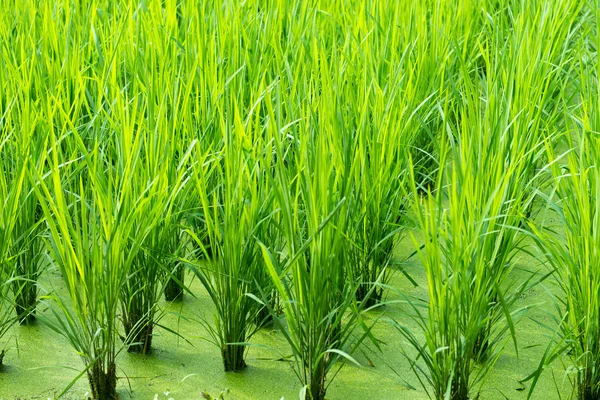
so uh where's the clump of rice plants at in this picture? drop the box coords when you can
[9,138,46,325]
[395,3,583,395]
[526,21,600,398]
[34,90,170,398]
[10,187,44,325]
[118,78,194,354]
[186,103,274,372]
[0,92,33,363]
[397,77,540,398]
[258,85,375,399]
[120,178,189,355]
[398,147,495,399]
[0,43,48,325]
[120,142,190,354]
[0,143,23,365]
[529,130,600,400]
[341,40,413,307]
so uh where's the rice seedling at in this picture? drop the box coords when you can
[0,117,27,365]
[8,131,47,325]
[394,2,584,396]
[185,101,275,372]
[338,24,412,307]
[116,23,196,352]
[10,184,45,326]
[119,147,191,354]
[257,67,376,399]
[525,11,600,398]
[396,47,553,396]
[398,145,498,399]
[258,155,372,399]
[0,0,593,398]
[0,40,46,359]
[33,80,173,397]
[0,25,49,326]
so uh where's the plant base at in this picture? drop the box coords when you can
[87,361,118,400]
[15,285,37,325]
[165,265,185,302]
[577,382,600,400]
[310,360,327,400]
[222,345,247,372]
[356,285,383,309]
[124,319,154,355]
[16,305,36,325]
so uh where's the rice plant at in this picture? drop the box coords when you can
[8,132,46,325]
[119,147,191,354]
[526,12,600,398]
[0,30,49,326]
[186,102,274,372]
[257,82,376,399]
[117,46,195,353]
[10,184,44,326]
[398,69,542,398]
[342,44,413,307]
[34,88,171,398]
[0,0,593,399]
[398,147,496,399]
[0,121,27,365]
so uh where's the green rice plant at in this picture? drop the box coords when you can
[3,135,45,329]
[528,133,600,400]
[0,38,43,353]
[397,60,547,396]
[115,24,196,352]
[0,120,27,365]
[10,185,45,326]
[34,89,170,398]
[398,149,487,399]
[465,0,582,361]
[8,130,47,326]
[333,12,412,307]
[185,102,274,372]
[257,78,375,399]
[258,155,370,399]
[525,14,600,398]
[0,24,49,326]
[121,178,190,355]
[120,144,191,354]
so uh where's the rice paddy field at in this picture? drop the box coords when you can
[0,0,599,399]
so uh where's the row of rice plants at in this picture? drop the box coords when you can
[0,0,595,399]
[397,0,585,398]
[527,5,600,399]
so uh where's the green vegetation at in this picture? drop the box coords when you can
[526,9,600,398]
[0,0,597,399]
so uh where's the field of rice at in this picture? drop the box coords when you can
[0,1,598,399]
